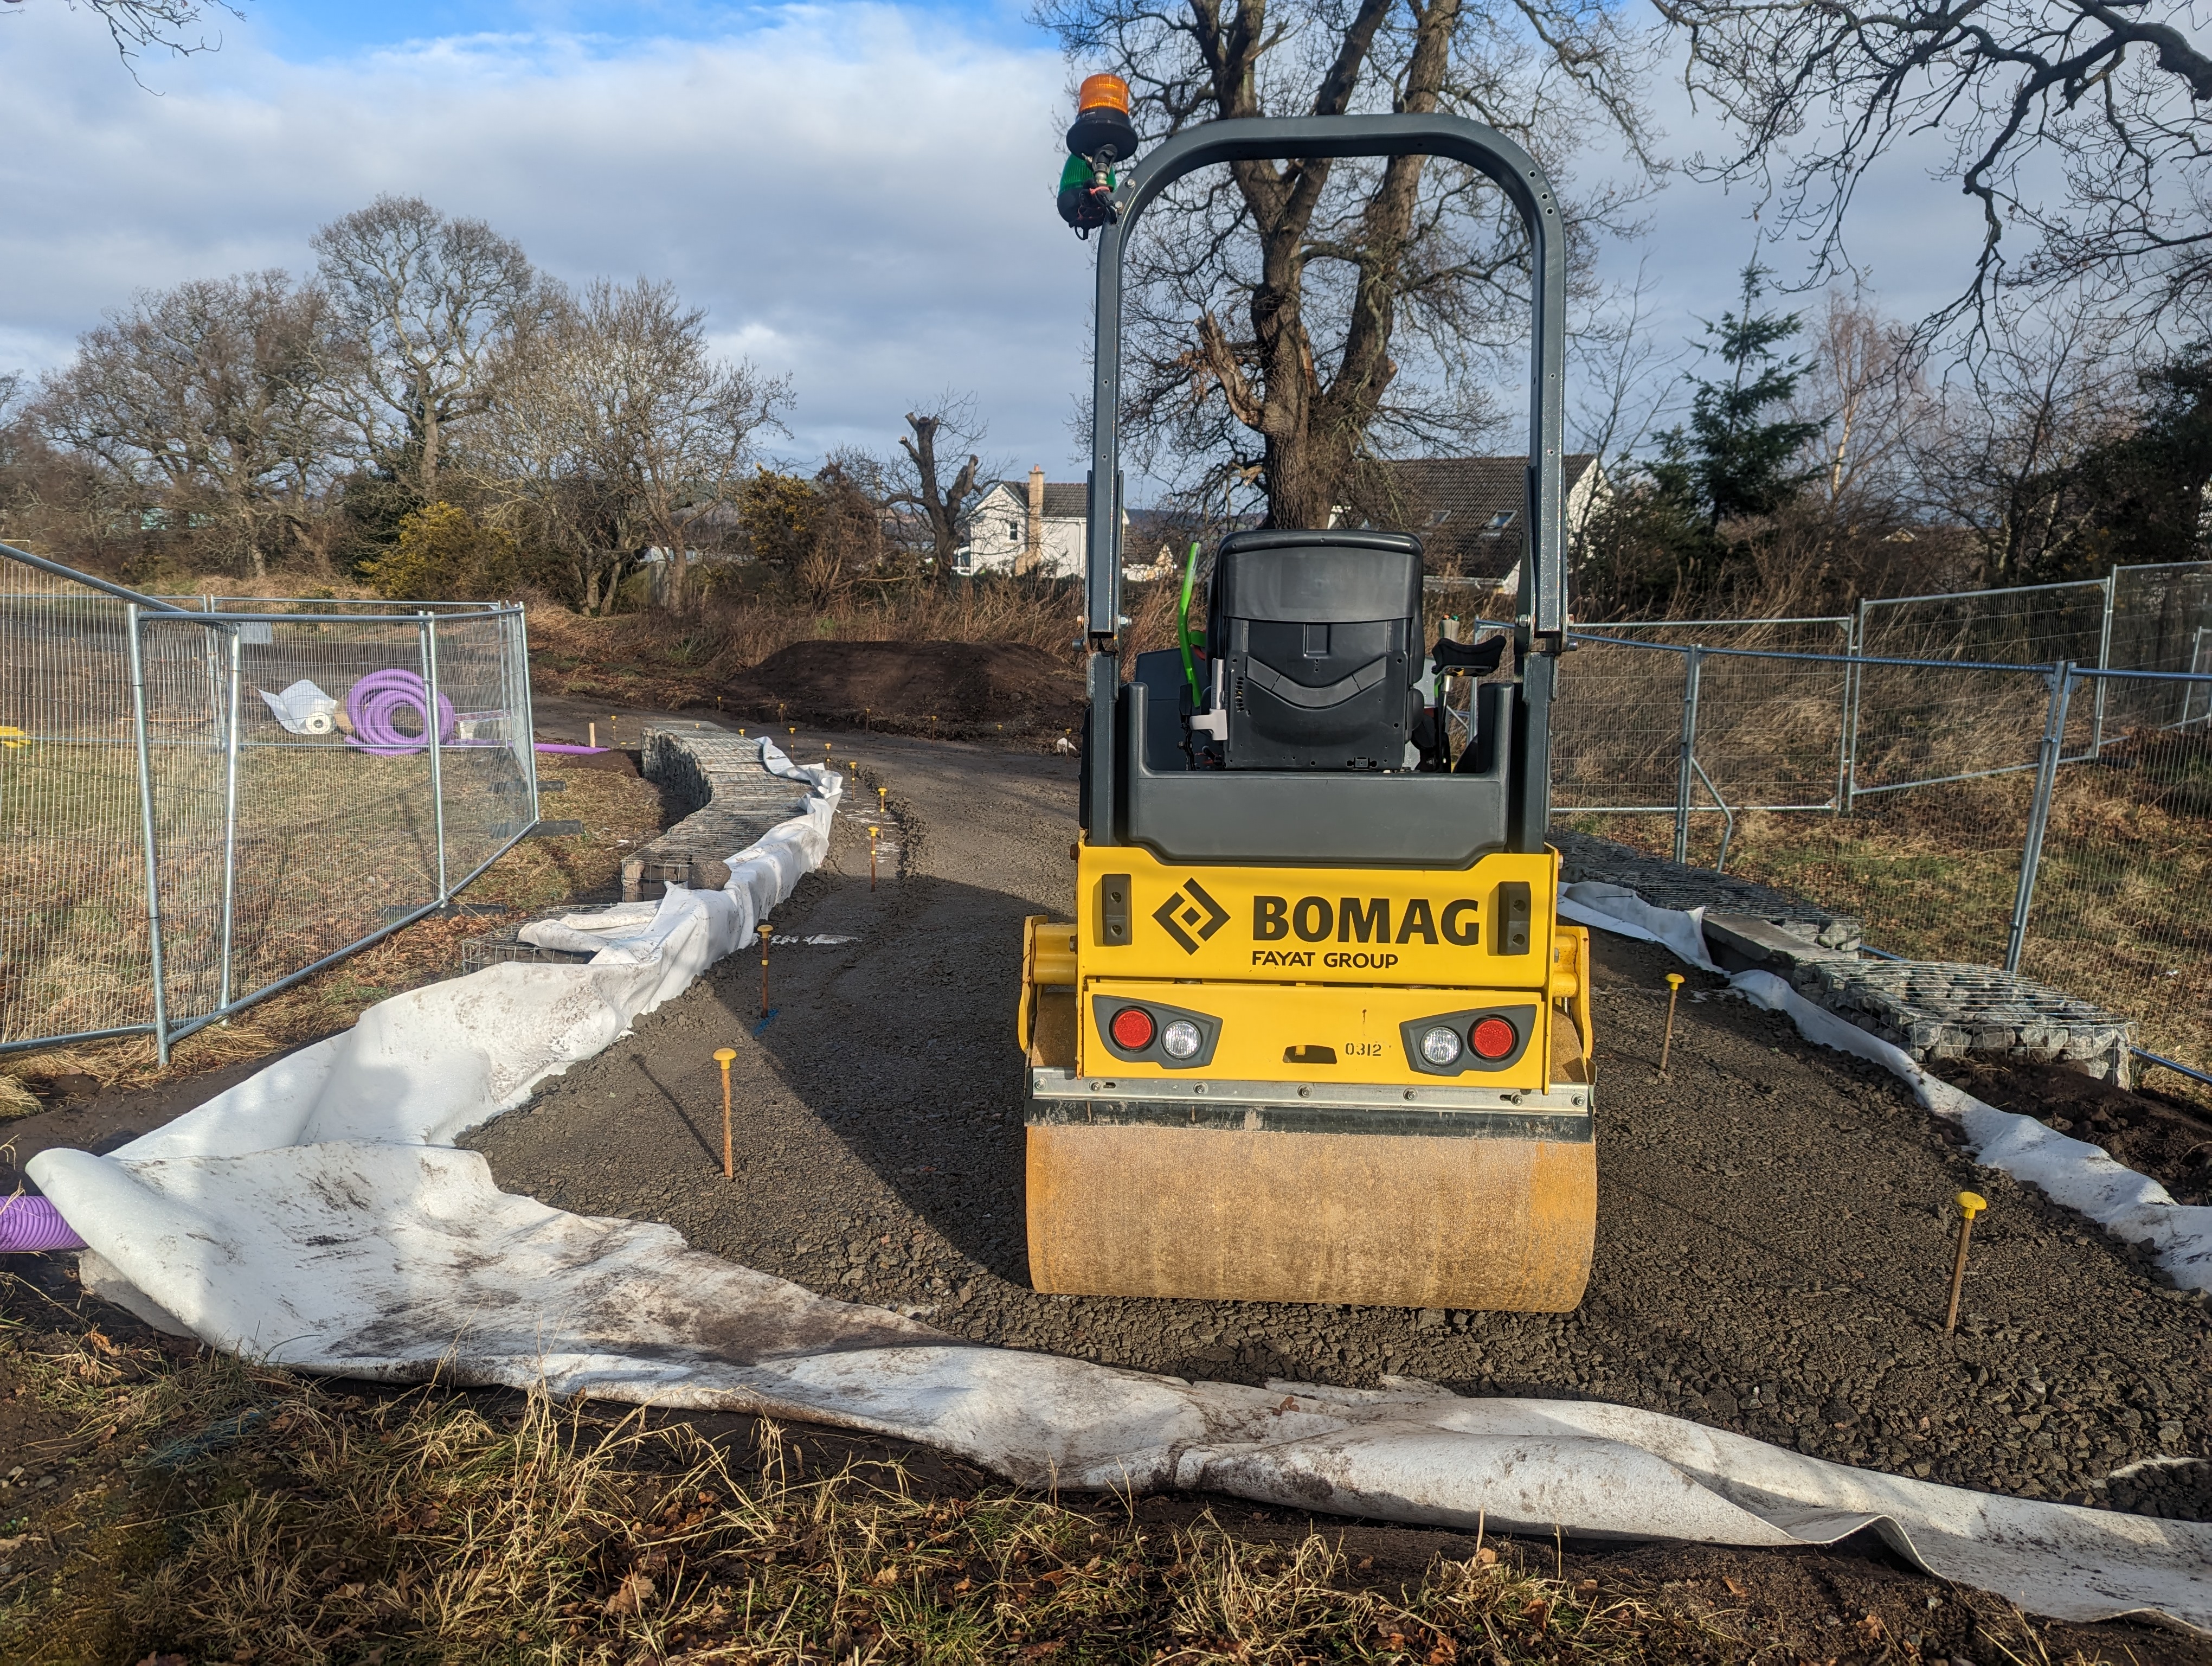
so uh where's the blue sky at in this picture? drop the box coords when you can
[248,0,1040,56]
[0,0,1991,491]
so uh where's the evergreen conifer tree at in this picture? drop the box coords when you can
[1653,262,1826,533]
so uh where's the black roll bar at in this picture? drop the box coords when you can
[1081,114,1568,852]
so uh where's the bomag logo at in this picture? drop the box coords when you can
[1153,877,1231,954]
[1253,894,1480,947]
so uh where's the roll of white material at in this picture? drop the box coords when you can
[258,678,339,737]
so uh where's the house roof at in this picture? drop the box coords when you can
[977,479,1090,520]
[1342,454,1600,579]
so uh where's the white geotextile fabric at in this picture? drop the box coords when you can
[1559,882,2212,1294]
[257,677,338,736]
[21,800,2209,1632]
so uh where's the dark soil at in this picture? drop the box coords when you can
[1931,1054,2212,1207]
[460,733,2210,1532]
[1,1048,312,1189]
[716,639,1084,741]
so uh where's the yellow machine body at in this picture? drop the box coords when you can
[1020,842,1596,1311]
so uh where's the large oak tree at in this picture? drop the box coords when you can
[1034,0,1655,528]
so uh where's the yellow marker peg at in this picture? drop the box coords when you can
[713,1047,737,1178]
[1945,1191,1989,1332]
[1660,972,1686,1075]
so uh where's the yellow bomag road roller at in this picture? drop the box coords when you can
[1019,98,1594,1312]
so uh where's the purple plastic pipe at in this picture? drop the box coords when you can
[346,668,458,757]
[0,1195,87,1253]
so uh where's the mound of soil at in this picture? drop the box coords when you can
[1931,1054,2212,1207]
[719,639,1083,741]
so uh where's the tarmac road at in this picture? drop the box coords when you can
[464,730,2211,1524]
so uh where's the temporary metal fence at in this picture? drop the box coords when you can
[1554,630,2212,1085]
[1,544,538,1062]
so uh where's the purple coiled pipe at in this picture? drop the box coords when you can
[346,668,458,757]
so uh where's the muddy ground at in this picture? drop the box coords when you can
[458,732,2210,1529]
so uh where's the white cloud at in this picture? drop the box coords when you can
[0,3,1097,471]
[0,0,2047,492]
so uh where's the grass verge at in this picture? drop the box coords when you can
[0,1310,2141,1666]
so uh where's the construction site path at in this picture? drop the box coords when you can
[465,731,2210,1529]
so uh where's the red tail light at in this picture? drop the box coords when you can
[1470,1016,1517,1060]
[1110,1006,1155,1050]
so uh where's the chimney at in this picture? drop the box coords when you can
[1023,465,1045,575]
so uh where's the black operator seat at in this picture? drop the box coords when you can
[1205,529,1425,771]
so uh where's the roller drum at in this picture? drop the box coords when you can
[1026,1122,1594,1311]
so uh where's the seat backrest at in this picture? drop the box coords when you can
[1208,530,1424,770]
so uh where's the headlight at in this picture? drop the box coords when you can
[1419,1024,1462,1066]
[1161,1019,1203,1059]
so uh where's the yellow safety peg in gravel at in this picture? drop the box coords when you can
[1660,972,1686,1076]
[715,1048,738,1180]
[1945,1191,1989,1333]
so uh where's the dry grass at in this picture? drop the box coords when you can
[0,755,664,1100]
[1564,734,2212,1110]
[0,1319,2142,1666]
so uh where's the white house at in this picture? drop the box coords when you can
[958,467,1110,578]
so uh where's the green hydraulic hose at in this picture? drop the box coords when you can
[1176,540,1202,706]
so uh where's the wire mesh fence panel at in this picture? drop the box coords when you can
[1848,661,2080,794]
[1557,783,2037,969]
[432,610,535,882]
[213,614,438,1026]
[1684,649,1849,810]
[1857,578,2108,669]
[2104,563,2212,733]
[2019,680,2212,1076]
[0,555,159,1046]
[1551,637,1689,810]
[2,543,536,1054]
[1574,617,1853,654]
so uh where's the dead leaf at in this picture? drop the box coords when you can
[951,1577,972,1593]
[1855,1612,1885,1640]
[871,1564,901,1586]
[1275,1396,1297,1414]
[1425,1635,1458,1664]
[602,1571,656,1616]
[1576,1578,1598,1596]
[1724,1577,1746,1597]
[1472,1547,1497,1567]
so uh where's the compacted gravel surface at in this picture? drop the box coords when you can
[464,731,2211,1525]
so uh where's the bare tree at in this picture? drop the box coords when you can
[1791,287,1925,516]
[1652,0,2212,337]
[483,278,789,615]
[1907,292,2139,582]
[890,394,988,575]
[1036,0,1657,529]
[34,271,339,578]
[1,0,245,74]
[312,195,536,504]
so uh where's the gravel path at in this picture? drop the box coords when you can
[465,733,2210,1523]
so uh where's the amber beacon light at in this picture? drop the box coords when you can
[1059,72,1140,233]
